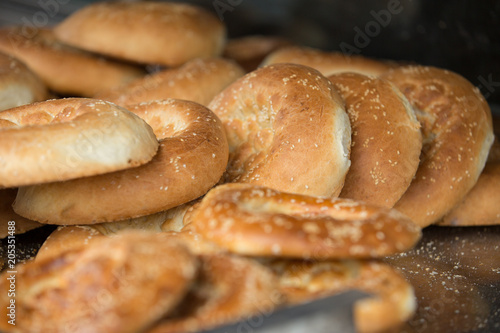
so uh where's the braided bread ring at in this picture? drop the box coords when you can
[0,98,158,187]
[14,99,228,224]
[382,66,494,227]
[189,183,421,259]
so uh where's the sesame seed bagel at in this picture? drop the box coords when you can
[0,27,145,96]
[381,66,494,227]
[0,98,158,188]
[96,58,244,107]
[208,63,351,197]
[267,259,416,333]
[54,1,226,66]
[14,99,228,224]
[261,46,396,77]
[0,52,49,111]
[438,161,500,226]
[328,72,422,207]
[189,183,421,259]
[0,232,198,333]
[148,253,282,333]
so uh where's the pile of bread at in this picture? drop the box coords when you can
[0,1,498,333]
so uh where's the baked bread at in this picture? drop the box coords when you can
[14,99,228,224]
[382,66,494,227]
[0,98,158,187]
[329,72,422,207]
[0,27,144,96]
[0,52,49,111]
[54,1,226,66]
[208,63,351,197]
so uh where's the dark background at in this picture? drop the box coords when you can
[1,0,499,105]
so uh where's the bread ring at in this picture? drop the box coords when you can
[328,72,422,207]
[35,200,197,261]
[96,58,244,107]
[0,232,198,333]
[267,259,416,333]
[438,161,500,226]
[0,52,49,111]
[0,27,144,97]
[208,63,351,197]
[147,253,282,333]
[223,35,293,72]
[261,46,396,77]
[381,66,495,227]
[0,188,42,238]
[14,99,228,224]
[54,1,226,66]
[0,98,158,188]
[189,183,421,259]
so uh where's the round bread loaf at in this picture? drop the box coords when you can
[438,161,500,226]
[189,183,421,259]
[96,58,244,107]
[261,46,396,77]
[381,66,494,227]
[14,99,228,224]
[208,63,351,197]
[35,201,198,261]
[0,27,144,96]
[0,188,42,238]
[0,232,198,333]
[148,253,282,333]
[0,98,158,188]
[329,72,422,207]
[0,52,48,111]
[54,1,226,66]
[268,259,416,333]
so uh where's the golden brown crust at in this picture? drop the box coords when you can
[35,225,104,262]
[147,253,282,333]
[438,162,500,226]
[208,63,351,197]
[0,188,42,238]
[223,35,293,72]
[0,52,49,111]
[0,98,158,188]
[14,99,228,224]
[329,73,422,207]
[0,27,145,96]
[54,1,226,66]
[35,201,198,261]
[189,183,421,259]
[381,66,495,227]
[267,259,416,333]
[0,232,198,333]
[261,46,396,77]
[96,58,244,107]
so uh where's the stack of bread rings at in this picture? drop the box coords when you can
[0,1,497,333]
